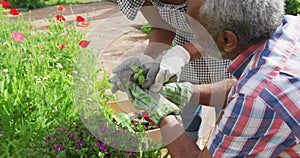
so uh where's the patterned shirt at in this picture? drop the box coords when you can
[207,15,300,157]
[117,0,232,84]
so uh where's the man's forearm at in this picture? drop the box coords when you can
[182,42,203,61]
[144,28,175,58]
[159,115,212,158]
[189,79,236,107]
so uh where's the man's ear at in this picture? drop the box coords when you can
[219,30,238,53]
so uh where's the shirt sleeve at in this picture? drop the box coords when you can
[207,93,296,157]
[117,0,146,20]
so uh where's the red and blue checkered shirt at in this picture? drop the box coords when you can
[207,15,300,157]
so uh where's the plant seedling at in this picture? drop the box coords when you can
[131,66,145,86]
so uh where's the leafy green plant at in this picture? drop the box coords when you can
[0,5,87,157]
[285,0,300,15]
[131,66,146,85]
[6,0,44,9]
[140,23,152,38]
[0,5,168,158]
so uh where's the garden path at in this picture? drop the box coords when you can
[21,1,149,100]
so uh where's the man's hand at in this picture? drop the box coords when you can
[128,81,181,125]
[143,46,191,92]
[109,55,154,93]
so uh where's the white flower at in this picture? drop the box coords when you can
[36,78,42,83]
[3,69,8,73]
[56,63,63,69]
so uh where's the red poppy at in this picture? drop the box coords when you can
[142,112,154,123]
[43,25,50,29]
[11,32,26,42]
[56,5,66,12]
[1,1,10,8]
[76,16,85,22]
[78,40,90,48]
[36,45,43,49]
[56,15,66,22]
[10,8,19,15]
[77,21,89,28]
[57,43,66,49]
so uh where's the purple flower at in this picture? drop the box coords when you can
[69,131,74,138]
[97,140,107,152]
[44,136,51,142]
[75,125,79,129]
[113,130,120,136]
[72,146,78,151]
[76,141,85,147]
[142,143,147,149]
[78,132,83,138]
[54,143,65,151]
[131,151,136,156]
[99,124,108,133]
[52,135,57,139]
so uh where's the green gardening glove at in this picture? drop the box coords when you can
[128,81,181,125]
[159,82,194,110]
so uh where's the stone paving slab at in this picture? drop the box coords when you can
[86,9,148,100]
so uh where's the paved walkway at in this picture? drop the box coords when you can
[18,1,149,100]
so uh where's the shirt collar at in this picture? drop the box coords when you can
[227,42,264,79]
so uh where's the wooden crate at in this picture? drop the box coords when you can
[107,100,216,156]
[107,100,163,144]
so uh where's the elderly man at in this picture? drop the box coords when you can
[116,0,300,157]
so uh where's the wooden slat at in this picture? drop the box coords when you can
[107,100,141,114]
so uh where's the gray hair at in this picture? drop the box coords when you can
[199,0,285,47]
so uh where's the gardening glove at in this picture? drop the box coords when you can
[160,82,194,110]
[143,45,190,92]
[109,55,154,93]
[127,81,181,125]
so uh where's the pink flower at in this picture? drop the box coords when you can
[1,1,10,8]
[11,32,26,42]
[78,40,90,48]
[10,8,19,15]
[76,16,85,22]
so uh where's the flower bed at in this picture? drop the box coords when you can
[0,3,168,158]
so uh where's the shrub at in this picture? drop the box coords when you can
[285,0,300,15]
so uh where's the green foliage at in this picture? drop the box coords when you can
[7,0,44,9]
[6,0,89,9]
[140,23,152,38]
[0,5,167,158]
[0,6,86,157]
[131,66,146,85]
[285,0,300,15]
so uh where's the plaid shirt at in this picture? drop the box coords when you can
[117,0,232,84]
[207,15,300,157]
